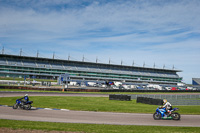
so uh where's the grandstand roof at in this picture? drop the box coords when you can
[0,54,182,73]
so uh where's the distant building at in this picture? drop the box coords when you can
[0,54,183,85]
[192,78,200,85]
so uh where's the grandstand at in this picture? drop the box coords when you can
[0,54,182,85]
[192,78,200,85]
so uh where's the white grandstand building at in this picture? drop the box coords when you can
[0,54,183,86]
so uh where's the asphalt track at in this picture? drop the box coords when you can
[0,92,200,127]
[1,106,200,127]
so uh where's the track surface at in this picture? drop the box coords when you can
[1,92,200,127]
[1,106,200,127]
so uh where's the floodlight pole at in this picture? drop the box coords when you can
[1,47,4,54]
[37,50,39,57]
[68,54,70,60]
[96,56,98,63]
[20,48,22,56]
[82,55,85,62]
[1,46,4,54]
[53,52,55,59]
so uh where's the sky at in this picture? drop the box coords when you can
[0,0,200,84]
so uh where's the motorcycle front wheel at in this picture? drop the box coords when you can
[153,112,161,120]
[171,112,181,120]
[13,104,18,109]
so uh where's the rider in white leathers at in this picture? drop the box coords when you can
[162,99,172,116]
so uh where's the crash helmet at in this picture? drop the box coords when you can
[24,94,28,97]
[163,99,167,104]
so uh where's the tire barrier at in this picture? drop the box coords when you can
[109,94,131,101]
[136,97,163,105]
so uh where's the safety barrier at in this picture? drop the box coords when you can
[134,95,200,105]
[130,94,200,99]
[109,94,131,101]
[136,97,163,105]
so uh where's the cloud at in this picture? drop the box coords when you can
[1,0,200,39]
[0,0,200,83]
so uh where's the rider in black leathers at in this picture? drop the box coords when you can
[20,94,29,105]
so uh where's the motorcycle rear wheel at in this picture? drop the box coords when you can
[153,112,161,120]
[171,112,181,120]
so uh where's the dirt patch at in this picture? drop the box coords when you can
[0,128,84,133]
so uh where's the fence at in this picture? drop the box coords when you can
[130,94,200,105]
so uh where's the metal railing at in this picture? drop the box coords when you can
[130,94,200,105]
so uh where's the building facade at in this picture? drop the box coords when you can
[0,54,182,85]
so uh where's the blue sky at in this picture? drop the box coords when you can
[0,0,200,84]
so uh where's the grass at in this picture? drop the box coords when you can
[0,96,200,114]
[0,77,56,82]
[0,89,62,92]
[1,96,200,132]
[0,119,200,133]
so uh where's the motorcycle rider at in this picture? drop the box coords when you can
[162,99,172,117]
[20,94,29,105]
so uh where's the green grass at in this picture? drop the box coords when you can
[0,119,200,133]
[1,96,200,132]
[0,89,62,92]
[0,96,200,114]
[0,77,56,82]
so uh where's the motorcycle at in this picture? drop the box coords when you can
[153,106,181,120]
[13,99,33,110]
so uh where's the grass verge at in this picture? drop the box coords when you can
[0,89,62,92]
[0,119,200,133]
[0,96,200,114]
[0,77,56,82]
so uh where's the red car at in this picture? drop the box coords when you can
[171,87,178,90]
